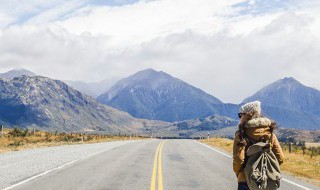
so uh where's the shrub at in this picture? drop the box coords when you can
[8,128,29,137]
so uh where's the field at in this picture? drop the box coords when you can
[200,138,320,186]
[0,128,145,153]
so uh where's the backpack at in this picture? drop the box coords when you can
[243,135,282,190]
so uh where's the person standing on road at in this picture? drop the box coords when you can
[233,101,285,190]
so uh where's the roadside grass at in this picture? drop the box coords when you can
[199,138,320,186]
[0,128,145,153]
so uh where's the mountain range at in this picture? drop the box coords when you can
[97,69,320,130]
[1,68,320,135]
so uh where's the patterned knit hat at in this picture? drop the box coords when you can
[239,101,261,115]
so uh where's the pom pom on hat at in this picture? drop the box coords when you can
[239,101,261,115]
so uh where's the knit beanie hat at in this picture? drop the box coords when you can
[239,101,261,115]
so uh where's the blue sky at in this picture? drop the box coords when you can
[234,0,298,15]
[91,0,139,6]
[0,0,319,103]
[0,0,141,27]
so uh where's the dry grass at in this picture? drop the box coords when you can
[305,142,320,148]
[200,138,320,187]
[200,137,234,153]
[0,128,145,153]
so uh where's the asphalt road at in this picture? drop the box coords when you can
[3,140,319,190]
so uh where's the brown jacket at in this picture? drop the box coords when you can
[232,117,285,182]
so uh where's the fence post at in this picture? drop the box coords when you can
[0,125,3,137]
[289,143,292,154]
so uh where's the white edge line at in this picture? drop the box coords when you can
[194,140,313,190]
[194,140,232,158]
[282,179,313,190]
[3,141,137,190]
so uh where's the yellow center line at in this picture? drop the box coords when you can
[150,142,161,190]
[158,142,164,190]
[150,141,166,190]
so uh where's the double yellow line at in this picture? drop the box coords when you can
[150,141,165,190]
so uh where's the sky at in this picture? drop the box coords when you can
[0,0,320,103]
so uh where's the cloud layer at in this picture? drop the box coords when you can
[0,0,319,103]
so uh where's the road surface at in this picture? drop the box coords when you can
[2,140,319,190]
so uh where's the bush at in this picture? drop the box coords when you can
[9,128,29,137]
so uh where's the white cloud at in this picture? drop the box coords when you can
[0,0,320,103]
[57,0,245,47]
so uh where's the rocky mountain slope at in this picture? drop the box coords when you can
[0,75,167,133]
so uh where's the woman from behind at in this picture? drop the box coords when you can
[233,101,285,190]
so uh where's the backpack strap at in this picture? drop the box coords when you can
[269,132,274,148]
[240,129,256,171]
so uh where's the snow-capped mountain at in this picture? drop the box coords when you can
[0,75,164,132]
[0,69,35,79]
[97,69,223,122]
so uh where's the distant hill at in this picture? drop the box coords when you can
[0,69,35,79]
[173,114,238,131]
[144,114,238,138]
[97,69,223,122]
[0,75,166,133]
